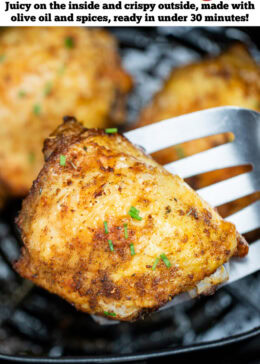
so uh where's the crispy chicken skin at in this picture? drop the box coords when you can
[136,44,260,190]
[0,27,132,199]
[15,118,248,321]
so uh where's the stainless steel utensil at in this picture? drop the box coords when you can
[127,106,260,285]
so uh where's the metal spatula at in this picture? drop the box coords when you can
[94,106,260,324]
[127,106,260,280]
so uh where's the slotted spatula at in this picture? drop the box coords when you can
[94,106,260,324]
[127,105,260,278]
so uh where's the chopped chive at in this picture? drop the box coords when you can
[129,214,142,221]
[0,55,6,63]
[130,243,135,256]
[152,257,160,271]
[124,223,128,239]
[175,146,185,159]
[186,209,192,216]
[60,155,66,166]
[160,253,171,268]
[105,128,118,134]
[65,36,75,49]
[108,239,114,252]
[130,215,142,221]
[28,152,35,164]
[44,81,52,96]
[18,90,26,98]
[104,311,116,317]
[83,146,87,152]
[128,206,142,221]
[104,221,109,234]
[130,206,139,214]
[69,161,77,170]
[33,104,41,115]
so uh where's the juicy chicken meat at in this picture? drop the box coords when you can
[136,44,260,198]
[15,118,248,321]
[0,27,132,200]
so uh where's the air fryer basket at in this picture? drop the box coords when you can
[0,27,259,362]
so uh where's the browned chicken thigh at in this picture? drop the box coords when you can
[0,27,132,205]
[135,44,260,218]
[15,118,248,321]
[136,45,260,182]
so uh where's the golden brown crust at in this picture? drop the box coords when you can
[15,118,248,321]
[137,44,260,127]
[136,44,260,199]
[234,232,249,257]
[0,27,132,199]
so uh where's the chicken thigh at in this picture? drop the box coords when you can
[0,27,132,200]
[15,117,248,321]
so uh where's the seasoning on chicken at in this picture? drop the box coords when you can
[14,117,248,321]
[0,27,132,200]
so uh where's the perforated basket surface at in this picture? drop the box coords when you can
[0,27,259,362]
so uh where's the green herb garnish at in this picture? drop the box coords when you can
[83,146,87,152]
[104,221,109,234]
[124,223,128,239]
[152,257,160,271]
[33,104,41,115]
[65,36,75,49]
[69,161,77,170]
[18,90,26,98]
[105,128,118,134]
[0,55,6,63]
[160,253,171,268]
[186,209,193,216]
[130,243,135,256]
[108,239,114,252]
[104,311,116,317]
[175,146,185,159]
[128,206,142,221]
[44,81,52,96]
[60,155,66,166]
